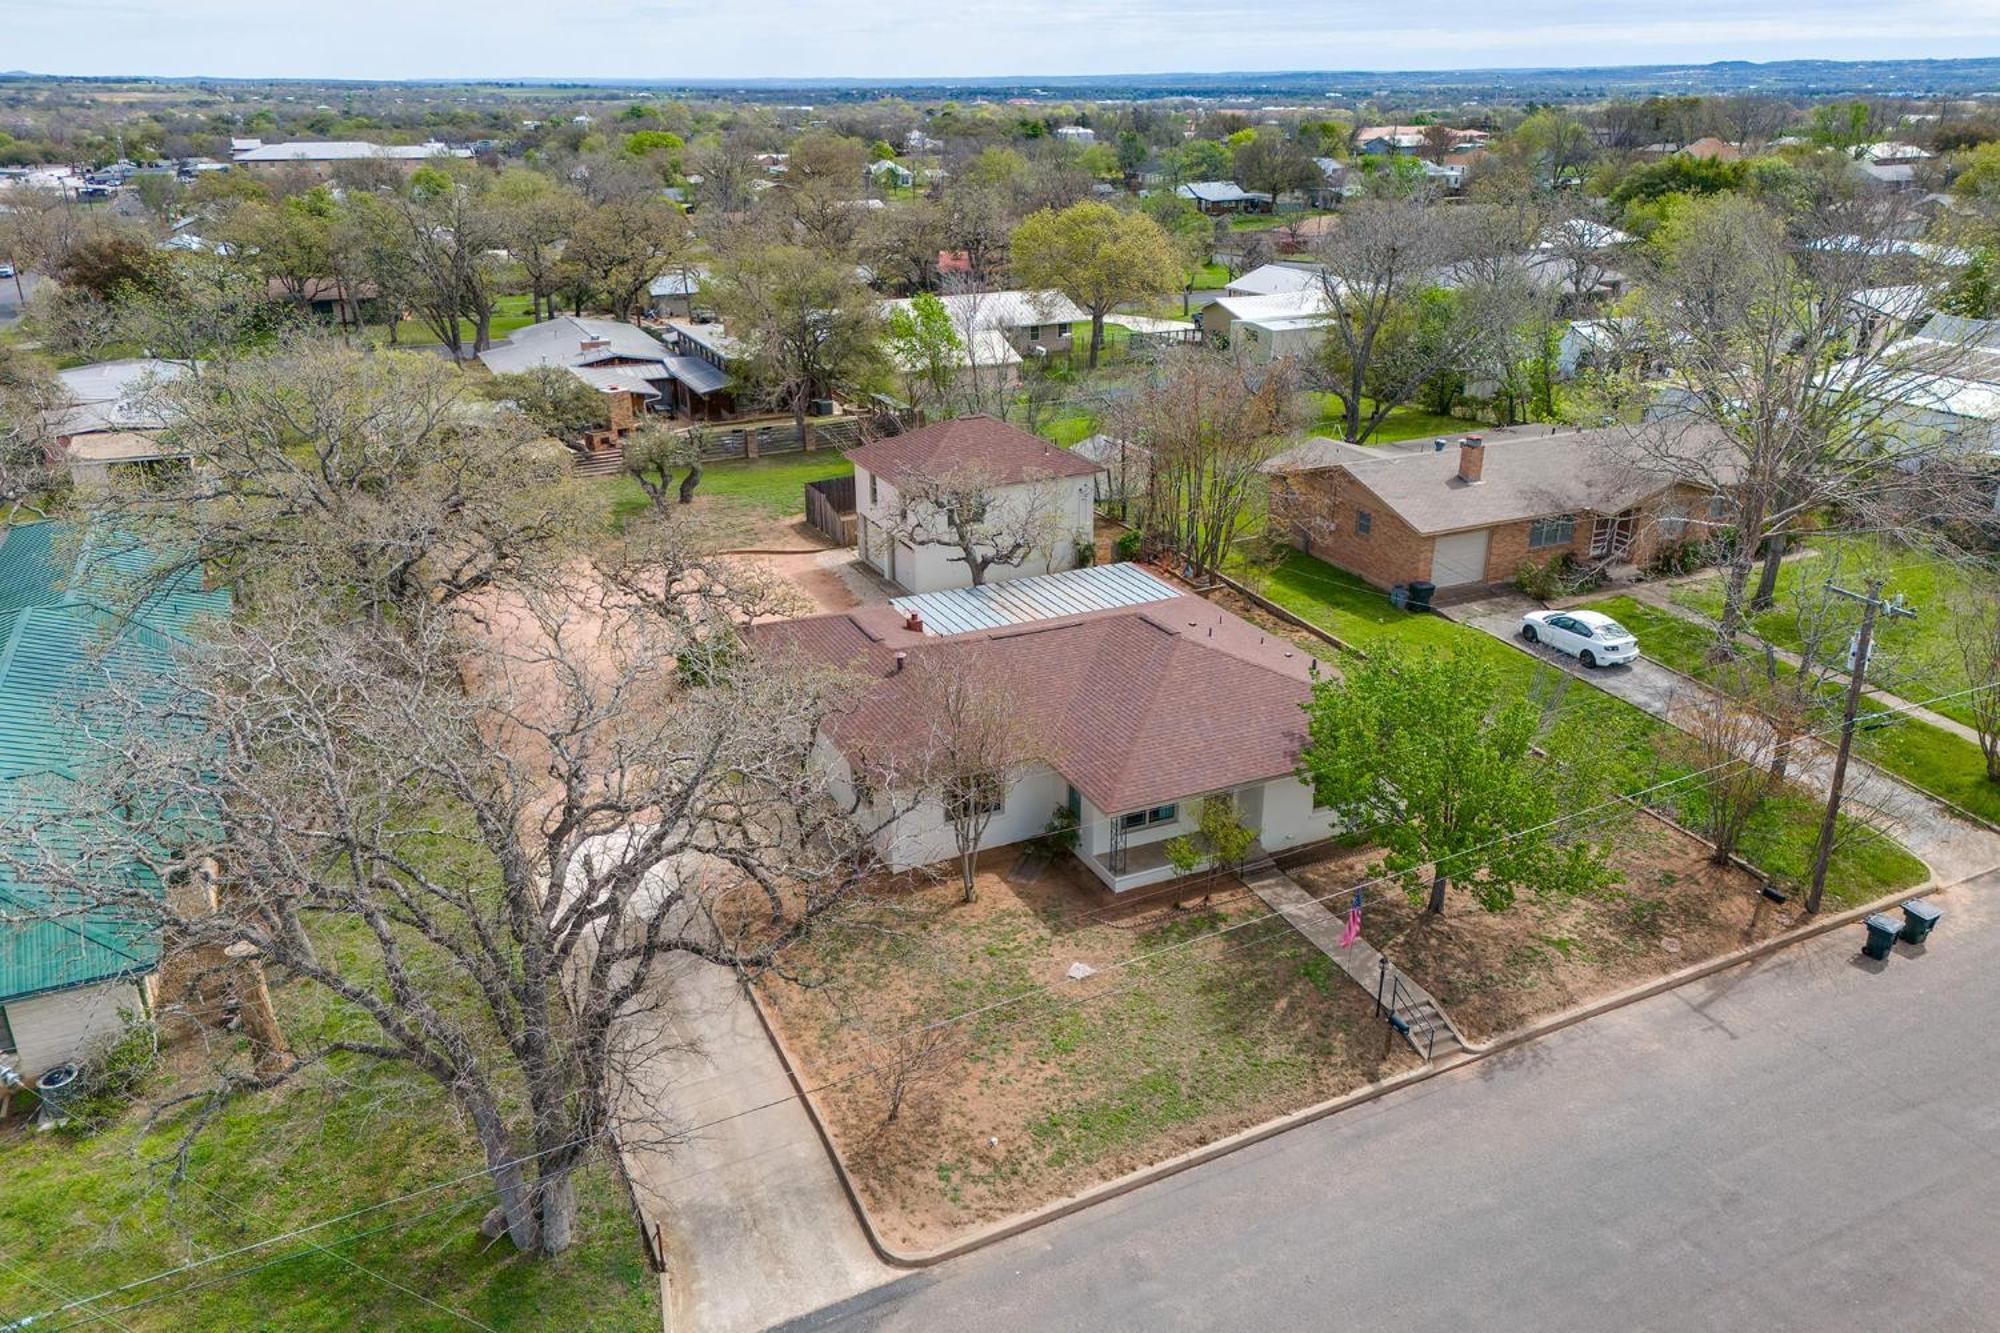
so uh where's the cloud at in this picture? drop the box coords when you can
[0,0,1995,79]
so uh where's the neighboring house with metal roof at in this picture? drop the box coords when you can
[479,316,677,432]
[1175,180,1273,214]
[1201,288,1335,365]
[48,359,199,486]
[231,140,471,178]
[747,567,1331,891]
[1832,314,2000,459]
[1224,262,1323,299]
[849,416,1102,594]
[1265,427,1735,591]
[880,289,1089,364]
[646,264,710,319]
[0,522,229,1083]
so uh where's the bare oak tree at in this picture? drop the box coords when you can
[7,567,887,1258]
[879,461,1075,587]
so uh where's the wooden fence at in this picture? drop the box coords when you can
[804,475,858,546]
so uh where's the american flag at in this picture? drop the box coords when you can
[1338,886,1363,948]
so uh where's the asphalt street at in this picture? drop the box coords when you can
[783,870,2000,1333]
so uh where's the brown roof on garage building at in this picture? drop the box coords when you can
[846,415,1103,489]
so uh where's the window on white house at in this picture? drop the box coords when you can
[1026,324,1042,342]
[1355,509,1372,536]
[868,474,878,505]
[946,773,1007,820]
[1119,804,1177,831]
[1528,514,1576,549]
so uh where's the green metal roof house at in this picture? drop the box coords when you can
[0,521,228,1083]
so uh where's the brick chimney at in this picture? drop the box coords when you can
[1457,435,1485,484]
[579,337,611,354]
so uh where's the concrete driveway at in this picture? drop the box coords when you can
[1455,593,2000,884]
[0,270,42,329]
[619,956,890,1333]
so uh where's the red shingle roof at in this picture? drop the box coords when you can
[750,594,1321,814]
[846,415,1102,488]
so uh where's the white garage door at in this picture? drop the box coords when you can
[1430,530,1492,587]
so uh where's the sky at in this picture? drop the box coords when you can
[5,0,2000,81]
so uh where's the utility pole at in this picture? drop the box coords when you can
[1806,578,1916,914]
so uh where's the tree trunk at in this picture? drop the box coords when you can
[1714,554,1755,657]
[1751,532,1786,611]
[471,1105,540,1253]
[961,846,977,903]
[677,462,702,504]
[1088,313,1105,369]
[535,1168,578,1256]
[796,392,813,451]
[1427,868,1448,915]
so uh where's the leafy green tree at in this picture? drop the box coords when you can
[484,365,609,444]
[1297,646,1611,915]
[709,242,885,446]
[1943,247,1998,319]
[1009,201,1181,368]
[884,290,964,411]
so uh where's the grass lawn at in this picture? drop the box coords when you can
[1301,393,1476,446]
[1227,549,1929,900]
[760,852,1413,1250]
[1587,593,2000,827]
[591,449,855,534]
[367,293,542,351]
[1291,816,1795,1042]
[0,974,658,1331]
[1668,535,1994,729]
[1189,260,1231,289]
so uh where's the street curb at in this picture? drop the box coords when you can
[740,872,1947,1269]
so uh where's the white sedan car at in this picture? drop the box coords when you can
[1520,608,1638,668]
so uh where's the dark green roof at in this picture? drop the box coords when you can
[0,523,230,1003]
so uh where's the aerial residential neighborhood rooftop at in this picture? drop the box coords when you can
[3,32,2000,1333]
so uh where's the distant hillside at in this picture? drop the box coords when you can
[5,56,1999,104]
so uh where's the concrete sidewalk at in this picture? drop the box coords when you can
[620,956,890,1333]
[1453,596,2000,883]
[1612,580,1985,746]
[1244,862,1467,1054]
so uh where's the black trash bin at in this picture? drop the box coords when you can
[1899,899,1941,944]
[1862,913,1900,961]
[1407,580,1436,613]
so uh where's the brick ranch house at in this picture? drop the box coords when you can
[746,565,1333,893]
[1264,427,1734,592]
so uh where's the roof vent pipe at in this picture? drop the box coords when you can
[893,651,907,673]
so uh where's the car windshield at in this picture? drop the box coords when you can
[1595,619,1631,639]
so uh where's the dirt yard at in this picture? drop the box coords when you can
[725,512,888,614]
[1287,811,1792,1043]
[759,849,1415,1250]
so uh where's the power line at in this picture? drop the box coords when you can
[30,673,1996,1330]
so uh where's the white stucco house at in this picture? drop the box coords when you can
[746,564,1333,892]
[849,416,1102,594]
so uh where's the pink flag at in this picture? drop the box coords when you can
[1338,886,1363,948]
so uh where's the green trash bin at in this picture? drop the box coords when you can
[1900,899,1941,944]
[1862,914,1900,961]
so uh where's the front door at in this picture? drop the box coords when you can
[1591,510,1638,559]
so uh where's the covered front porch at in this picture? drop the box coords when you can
[1074,776,1319,894]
